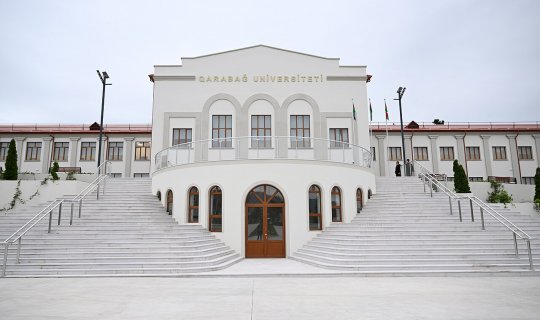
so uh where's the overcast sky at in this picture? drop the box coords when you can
[1,0,539,125]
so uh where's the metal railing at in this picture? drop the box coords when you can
[1,161,111,277]
[414,160,535,271]
[154,136,372,171]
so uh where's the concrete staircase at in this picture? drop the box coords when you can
[1,178,241,277]
[292,177,540,274]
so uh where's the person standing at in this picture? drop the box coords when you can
[395,161,402,177]
[405,159,414,176]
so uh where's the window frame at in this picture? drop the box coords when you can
[212,115,233,148]
[518,146,533,160]
[492,146,507,161]
[331,186,342,222]
[134,141,151,161]
[413,147,429,161]
[188,186,200,223]
[251,115,272,148]
[107,141,124,161]
[290,115,311,148]
[329,128,349,148]
[172,128,193,147]
[80,141,96,161]
[388,147,402,161]
[209,186,223,232]
[308,185,322,231]
[25,142,42,161]
[53,142,69,162]
[0,142,10,161]
[465,146,481,161]
[440,147,455,161]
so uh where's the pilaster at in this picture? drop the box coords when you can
[507,133,521,184]
[428,135,439,173]
[533,134,540,169]
[14,137,26,170]
[41,137,53,173]
[376,135,386,176]
[69,137,80,167]
[480,135,493,177]
[454,134,466,173]
[124,137,135,178]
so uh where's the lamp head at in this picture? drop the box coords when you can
[397,87,403,94]
[102,71,109,79]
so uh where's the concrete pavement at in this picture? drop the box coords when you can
[1,276,540,319]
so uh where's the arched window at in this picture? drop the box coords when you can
[308,185,322,230]
[166,190,173,215]
[188,187,199,223]
[368,189,372,199]
[356,188,363,214]
[157,191,161,201]
[209,186,222,232]
[331,186,342,222]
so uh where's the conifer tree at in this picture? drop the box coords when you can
[534,167,540,201]
[4,139,18,180]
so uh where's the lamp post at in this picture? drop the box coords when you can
[395,87,406,174]
[96,70,111,174]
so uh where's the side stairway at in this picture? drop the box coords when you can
[1,178,241,277]
[292,177,540,275]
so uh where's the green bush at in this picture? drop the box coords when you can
[453,160,471,193]
[4,139,18,180]
[50,161,59,180]
[487,180,513,205]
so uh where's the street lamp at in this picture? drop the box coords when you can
[96,70,111,174]
[395,87,407,175]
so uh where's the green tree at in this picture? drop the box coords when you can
[487,180,512,205]
[50,161,59,180]
[453,160,471,193]
[4,139,18,180]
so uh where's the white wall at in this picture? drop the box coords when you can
[152,160,375,257]
[0,180,89,211]
[469,181,535,203]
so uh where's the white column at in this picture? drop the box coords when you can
[481,135,493,178]
[124,137,135,178]
[455,134,466,173]
[533,134,540,169]
[41,137,53,173]
[14,137,25,170]
[428,135,438,173]
[376,135,386,176]
[507,133,521,184]
[69,137,80,167]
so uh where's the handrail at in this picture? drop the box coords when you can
[2,162,111,277]
[154,135,373,172]
[414,160,535,270]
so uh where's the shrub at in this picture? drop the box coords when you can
[453,160,471,193]
[50,161,59,180]
[487,180,513,205]
[534,167,540,202]
[4,139,18,180]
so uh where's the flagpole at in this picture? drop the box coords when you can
[385,99,389,177]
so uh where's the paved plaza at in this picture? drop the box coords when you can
[1,260,540,320]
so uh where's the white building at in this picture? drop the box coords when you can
[1,45,539,259]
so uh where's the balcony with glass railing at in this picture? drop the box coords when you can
[154,136,372,171]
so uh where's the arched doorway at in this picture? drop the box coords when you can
[245,184,285,258]
[356,188,363,213]
[166,190,173,215]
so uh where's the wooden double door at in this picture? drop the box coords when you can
[245,185,285,258]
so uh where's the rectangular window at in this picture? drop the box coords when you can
[251,115,272,148]
[492,146,507,160]
[0,142,9,161]
[52,142,69,162]
[522,177,535,185]
[518,146,533,160]
[440,147,455,161]
[107,142,123,161]
[212,115,232,148]
[134,142,151,161]
[290,115,311,148]
[329,128,349,148]
[80,142,96,161]
[109,173,122,178]
[172,128,193,147]
[388,147,402,161]
[25,142,42,161]
[468,177,483,182]
[133,173,149,178]
[371,147,376,161]
[413,147,429,161]
[466,146,481,161]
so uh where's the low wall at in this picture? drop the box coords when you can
[0,180,89,212]
[469,182,535,203]
[18,173,98,183]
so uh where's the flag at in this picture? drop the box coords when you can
[369,100,373,122]
[385,100,389,121]
[352,99,357,120]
